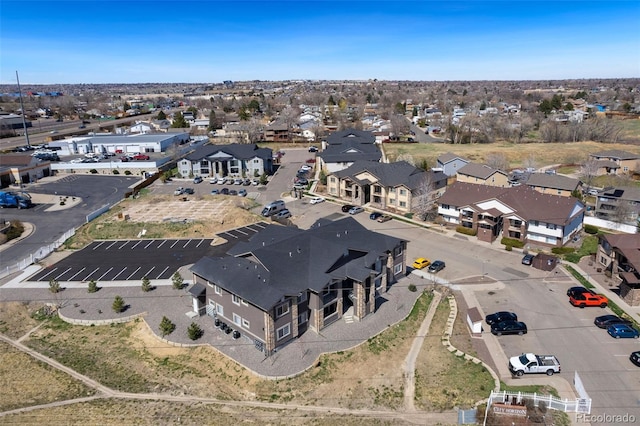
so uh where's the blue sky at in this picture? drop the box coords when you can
[1,1,639,84]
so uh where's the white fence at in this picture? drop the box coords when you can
[486,390,591,416]
[584,216,638,234]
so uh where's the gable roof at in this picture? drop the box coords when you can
[325,128,375,145]
[601,234,640,270]
[458,163,507,179]
[192,217,404,311]
[185,143,272,162]
[438,181,584,226]
[331,160,430,190]
[318,128,381,163]
[437,152,469,165]
[0,154,37,167]
[600,186,640,202]
[525,173,581,191]
[590,150,639,160]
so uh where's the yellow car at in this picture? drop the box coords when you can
[412,258,431,269]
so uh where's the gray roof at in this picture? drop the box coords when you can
[319,128,381,164]
[437,152,469,165]
[81,133,189,144]
[600,186,640,202]
[191,217,405,311]
[590,150,639,160]
[185,143,272,162]
[458,163,507,179]
[332,160,443,190]
[525,173,581,191]
[438,181,584,226]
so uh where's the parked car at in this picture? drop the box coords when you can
[229,189,238,196]
[308,146,318,152]
[295,177,308,185]
[485,311,518,325]
[594,315,633,329]
[183,188,194,195]
[630,351,640,367]
[569,292,608,308]
[310,197,325,205]
[369,212,383,220]
[220,188,229,195]
[342,204,356,213]
[211,189,219,195]
[428,260,446,273]
[607,324,640,339]
[133,154,150,161]
[173,187,184,196]
[300,165,312,172]
[348,206,364,215]
[521,254,534,265]
[491,320,528,336]
[274,209,292,219]
[566,286,595,298]
[412,258,431,269]
[238,189,247,197]
[209,178,219,184]
[193,176,203,184]
[377,215,392,223]
[243,178,251,186]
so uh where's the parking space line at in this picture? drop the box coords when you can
[97,267,113,281]
[39,268,58,280]
[156,266,170,279]
[144,241,154,249]
[235,228,249,235]
[170,240,179,249]
[182,240,191,248]
[92,241,106,250]
[54,268,73,280]
[105,241,118,250]
[157,240,166,248]
[118,241,129,249]
[131,241,142,249]
[222,232,238,239]
[126,267,142,280]
[68,267,87,281]
[143,267,156,278]
[112,267,128,280]
[82,267,101,281]
[195,239,205,248]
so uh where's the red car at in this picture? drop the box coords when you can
[133,154,150,161]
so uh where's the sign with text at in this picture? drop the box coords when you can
[492,403,527,417]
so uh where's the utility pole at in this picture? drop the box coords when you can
[16,71,31,147]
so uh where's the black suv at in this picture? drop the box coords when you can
[485,311,518,325]
[342,205,356,213]
[566,286,595,298]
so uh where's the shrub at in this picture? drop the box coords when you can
[172,271,184,290]
[87,280,99,293]
[505,245,513,251]
[564,252,582,263]
[187,322,204,340]
[159,316,176,337]
[141,276,152,292]
[124,170,132,176]
[112,170,120,175]
[112,295,125,313]
[89,169,98,174]
[500,237,524,248]
[456,226,477,236]
[404,212,414,219]
[584,224,599,234]
[552,247,575,255]
[49,279,61,293]
[5,220,25,241]
[408,284,417,292]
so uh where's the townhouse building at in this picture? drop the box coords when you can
[177,143,273,180]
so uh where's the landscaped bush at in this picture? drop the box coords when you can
[456,226,477,236]
[89,169,98,174]
[124,170,132,176]
[551,247,575,255]
[564,252,582,263]
[112,170,120,175]
[5,220,25,241]
[584,224,599,234]
[505,245,513,251]
[404,212,414,219]
[500,237,524,248]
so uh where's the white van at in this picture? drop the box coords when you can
[261,200,286,217]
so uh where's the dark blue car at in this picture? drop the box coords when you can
[607,324,639,339]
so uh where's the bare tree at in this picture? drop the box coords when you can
[412,172,438,221]
[522,155,537,171]
[611,199,636,226]
[396,153,416,166]
[485,153,509,172]
[240,117,263,144]
[579,159,600,191]
[390,114,410,137]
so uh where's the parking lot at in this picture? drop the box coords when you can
[26,223,268,283]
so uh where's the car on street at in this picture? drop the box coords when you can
[174,187,184,196]
[630,351,640,367]
[485,311,518,325]
[310,197,325,205]
[428,260,446,273]
[607,324,640,339]
[348,206,364,215]
[594,315,633,329]
[342,204,356,213]
[238,189,247,197]
[370,212,383,220]
[274,209,292,219]
[491,320,528,336]
[377,215,392,223]
[412,258,431,269]
[308,146,318,152]
[521,254,534,265]
[183,188,194,195]
[193,176,203,184]
[569,292,608,308]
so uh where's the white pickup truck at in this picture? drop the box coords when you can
[508,353,561,377]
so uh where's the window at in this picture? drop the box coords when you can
[298,311,308,325]
[214,285,221,295]
[241,299,248,306]
[276,302,289,318]
[389,188,396,193]
[242,318,250,328]
[330,177,336,183]
[394,263,402,274]
[399,201,406,208]
[276,323,291,340]
[389,198,395,205]
[297,292,307,303]
[399,189,406,196]
[216,303,224,316]
[394,245,403,257]
[232,294,241,306]
[233,313,242,326]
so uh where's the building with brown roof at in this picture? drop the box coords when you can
[589,150,639,175]
[0,154,53,187]
[456,163,509,187]
[596,234,640,306]
[525,173,582,197]
[437,182,585,246]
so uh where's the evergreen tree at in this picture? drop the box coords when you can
[172,271,184,290]
[112,295,125,313]
[141,276,152,292]
[49,279,61,293]
[88,280,99,293]
[171,112,188,128]
[156,110,166,120]
[208,110,216,131]
[159,316,176,337]
[187,322,203,340]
